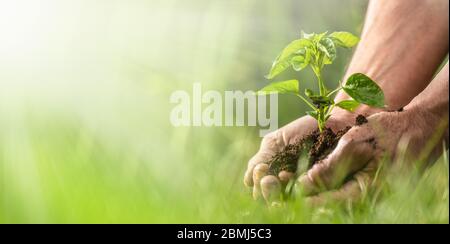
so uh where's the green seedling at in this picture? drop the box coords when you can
[258,31,385,132]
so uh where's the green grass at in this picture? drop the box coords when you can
[0,0,448,223]
[0,113,447,223]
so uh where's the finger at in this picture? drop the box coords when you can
[244,131,285,187]
[297,129,376,195]
[260,175,282,204]
[244,151,273,187]
[305,166,374,206]
[252,164,269,200]
[278,170,295,186]
[245,117,317,187]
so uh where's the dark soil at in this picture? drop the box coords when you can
[266,133,316,176]
[355,114,368,126]
[265,115,367,176]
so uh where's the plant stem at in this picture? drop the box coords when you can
[311,64,327,132]
[319,74,327,96]
[317,114,323,133]
[327,86,342,97]
[312,66,326,96]
[325,104,335,119]
[295,94,317,111]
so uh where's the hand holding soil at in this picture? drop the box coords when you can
[245,63,449,205]
[245,0,449,206]
[298,108,447,205]
[244,113,356,201]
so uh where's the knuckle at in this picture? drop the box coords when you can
[254,163,269,172]
[247,152,266,168]
[260,175,281,188]
[261,131,277,144]
[340,127,361,142]
[261,130,284,150]
[253,163,269,182]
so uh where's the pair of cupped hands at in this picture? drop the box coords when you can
[244,105,443,205]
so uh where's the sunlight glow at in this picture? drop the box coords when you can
[0,0,55,58]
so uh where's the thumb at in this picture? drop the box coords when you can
[305,161,377,206]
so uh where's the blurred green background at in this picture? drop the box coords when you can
[0,0,447,223]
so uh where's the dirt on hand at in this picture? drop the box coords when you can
[355,114,368,126]
[266,133,315,176]
[265,115,368,176]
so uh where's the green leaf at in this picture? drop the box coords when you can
[291,56,307,71]
[266,39,312,79]
[257,80,299,95]
[304,88,315,97]
[265,60,291,80]
[314,31,328,42]
[305,92,333,107]
[291,48,311,71]
[301,31,315,39]
[278,39,312,61]
[336,100,360,112]
[318,37,336,62]
[301,31,327,42]
[306,111,318,120]
[343,73,385,107]
[323,55,332,65]
[329,31,359,48]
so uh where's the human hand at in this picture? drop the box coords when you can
[247,63,448,205]
[297,107,448,205]
[244,113,356,203]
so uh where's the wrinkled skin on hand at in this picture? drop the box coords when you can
[244,114,356,202]
[245,107,448,205]
[298,108,447,205]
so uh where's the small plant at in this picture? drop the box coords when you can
[258,31,385,132]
